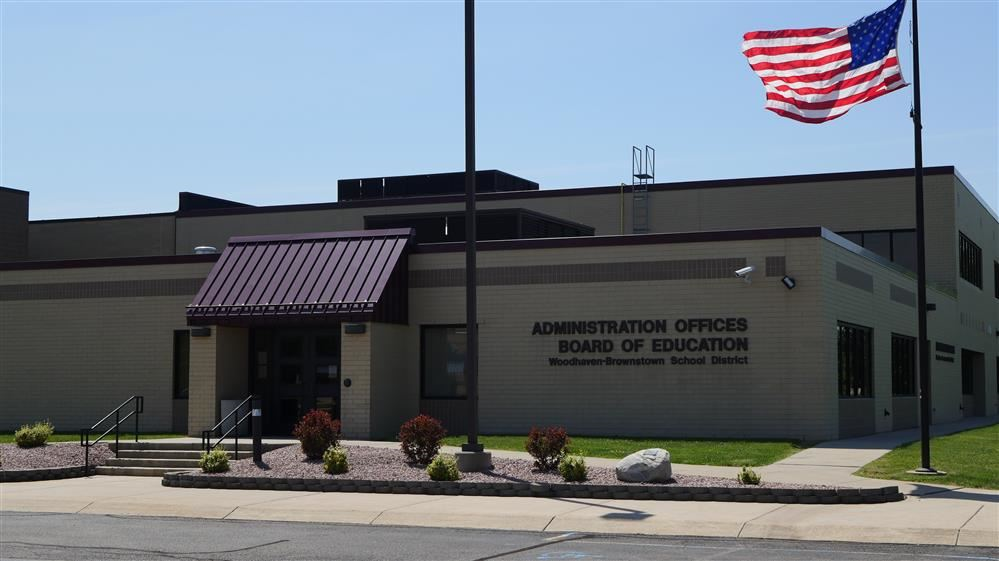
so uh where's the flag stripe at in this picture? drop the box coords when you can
[742,35,850,58]
[766,72,905,110]
[749,48,852,72]
[765,57,901,94]
[741,28,846,49]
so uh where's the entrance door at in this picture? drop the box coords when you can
[259,329,341,434]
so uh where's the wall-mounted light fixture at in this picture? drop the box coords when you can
[883,408,891,417]
[781,275,796,290]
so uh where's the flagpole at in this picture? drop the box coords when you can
[457,0,490,472]
[910,0,939,475]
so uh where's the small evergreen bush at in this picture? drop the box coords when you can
[293,410,341,460]
[738,466,761,485]
[558,454,587,482]
[525,426,570,471]
[426,453,460,481]
[398,414,447,465]
[323,445,349,475]
[199,446,230,473]
[14,420,54,448]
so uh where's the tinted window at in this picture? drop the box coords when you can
[422,326,467,398]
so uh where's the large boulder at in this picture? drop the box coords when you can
[615,448,672,483]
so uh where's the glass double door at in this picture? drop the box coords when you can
[254,328,341,435]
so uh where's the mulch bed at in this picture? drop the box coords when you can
[190,444,824,489]
[0,442,111,471]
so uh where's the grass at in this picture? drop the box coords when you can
[856,424,999,490]
[0,433,185,444]
[441,435,805,466]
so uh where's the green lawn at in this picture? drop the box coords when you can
[441,435,805,466]
[856,424,999,490]
[0,433,184,444]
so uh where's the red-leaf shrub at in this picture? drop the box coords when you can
[293,409,341,460]
[398,414,447,465]
[526,426,570,471]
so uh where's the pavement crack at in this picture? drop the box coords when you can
[737,503,788,538]
[2,538,290,559]
[470,532,589,561]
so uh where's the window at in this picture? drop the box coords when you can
[173,330,190,399]
[959,232,982,288]
[962,353,975,395]
[421,326,467,398]
[838,322,873,398]
[837,230,917,271]
[891,334,916,396]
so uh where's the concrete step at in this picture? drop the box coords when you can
[94,466,196,477]
[104,458,202,468]
[116,449,224,460]
[110,441,283,452]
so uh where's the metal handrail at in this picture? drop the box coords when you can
[80,395,144,472]
[202,395,258,460]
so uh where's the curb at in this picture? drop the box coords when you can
[1,465,97,482]
[161,473,904,504]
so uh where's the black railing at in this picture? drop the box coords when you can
[202,395,259,460]
[80,395,144,472]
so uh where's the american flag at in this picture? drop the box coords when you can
[742,0,908,124]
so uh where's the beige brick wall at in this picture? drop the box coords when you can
[820,238,968,435]
[188,331,218,434]
[406,237,835,440]
[370,322,418,439]
[0,189,28,262]
[339,324,371,439]
[0,262,212,432]
[28,214,176,261]
[186,326,249,436]
[952,177,999,415]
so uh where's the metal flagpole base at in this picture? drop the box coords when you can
[456,450,492,472]
[907,467,947,476]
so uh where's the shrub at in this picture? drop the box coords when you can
[199,446,230,473]
[558,454,587,482]
[14,420,54,448]
[525,426,570,471]
[738,466,761,485]
[398,414,447,465]
[293,410,341,460]
[323,445,349,475]
[426,453,460,481]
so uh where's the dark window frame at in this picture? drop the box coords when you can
[420,324,468,400]
[838,322,873,399]
[836,229,917,271]
[173,330,190,399]
[958,232,982,288]
[891,333,917,396]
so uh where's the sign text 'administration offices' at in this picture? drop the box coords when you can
[531,319,751,367]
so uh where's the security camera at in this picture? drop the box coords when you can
[734,266,755,278]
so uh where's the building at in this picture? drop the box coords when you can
[1,167,996,441]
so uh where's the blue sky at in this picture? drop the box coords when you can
[1,0,996,220]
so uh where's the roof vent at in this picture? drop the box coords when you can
[194,246,218,255]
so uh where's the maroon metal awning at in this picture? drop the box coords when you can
[186,229,412,326]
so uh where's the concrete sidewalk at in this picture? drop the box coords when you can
[4,416,993,547]
[760,415,998,492]
[1,476,995,547]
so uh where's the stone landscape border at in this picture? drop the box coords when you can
[161,473,904,504]
[1,465,96,482]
